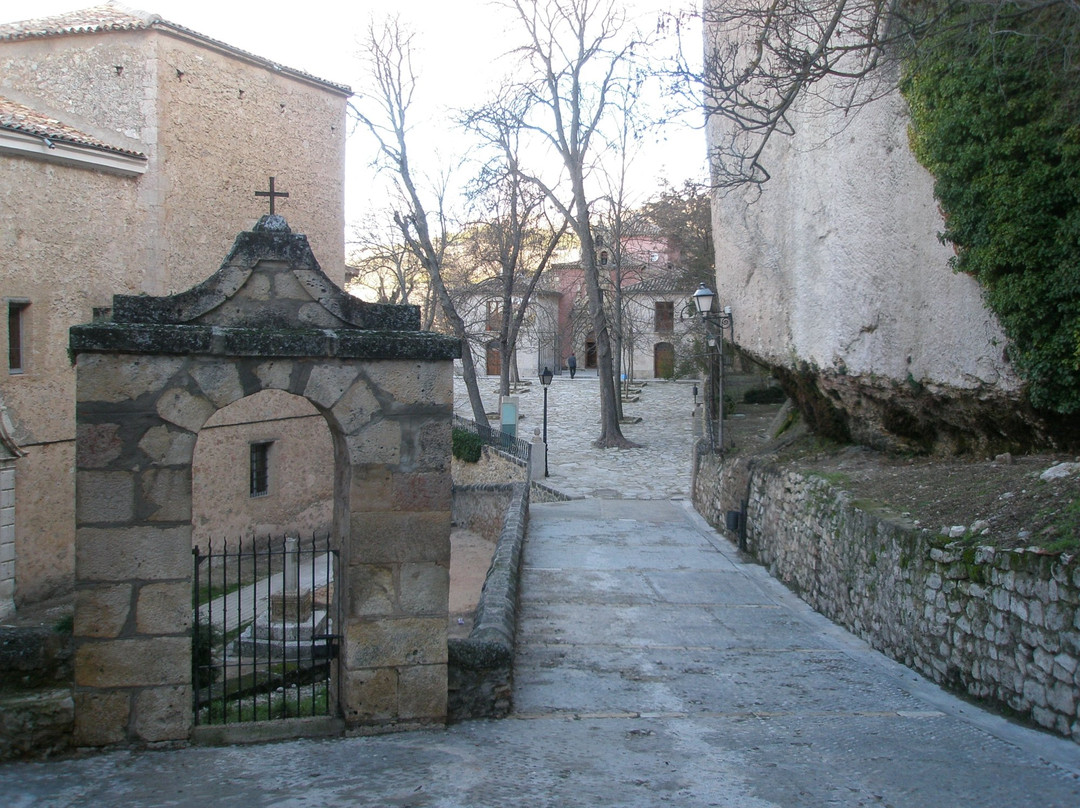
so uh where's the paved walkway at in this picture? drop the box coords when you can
[2,377,1077,804]
[2,499,1077,806]
[456,374,700,499]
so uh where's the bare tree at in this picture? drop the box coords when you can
[350,16,489,427]
[346,211,435,328]
[679,0,1080,190]
[499,0,642,448]
[674,0,942,190]
[465,104,570,397]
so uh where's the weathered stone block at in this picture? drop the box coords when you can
[136,582,192,635]
[73,690,129,746]
[156,387,215,433]
[305,363,364,409]
[253,359,295,392]
[1011,597,1029,622]
[75,637,190,688]
[342,667,398,723]
[133,685,192,742]
[75,584,132,638]
[350,469,393,512]
[346,564,394,617]
[1023,679,1048,708]
[346,420,401,466]
[403,419,452,472]
[191,363,244,409]
[140,468,192,522]
[327,375,380,436]
[397,663,447,721]
[77,525,192,582]
[76,423,124,468]
[76,471,135,524]
[349,511,451,564]
[345,617,446,668]
[1047,681,1077,717]
[399,562,449,616]
[76,354,185,404]
[138,425,197,466]
[375,360,452,409]
[392,472,452,512]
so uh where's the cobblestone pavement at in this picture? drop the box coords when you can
[455,374,701,499]
[2,499,1077,807]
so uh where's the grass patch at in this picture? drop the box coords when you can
[808,470,851,487]
[197,682,329,725]
[193,579,246,608]
[1046,497,1080,553]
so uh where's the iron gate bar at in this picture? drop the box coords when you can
[192,534,339,726]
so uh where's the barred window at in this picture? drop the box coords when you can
[8,300,29,373]
[250,442,272,497]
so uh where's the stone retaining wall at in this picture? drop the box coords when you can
[0,626,74,760]
[452,483,516,541]
[451,446,528,487]
[448,482,529,721]
[693,448,1080,742]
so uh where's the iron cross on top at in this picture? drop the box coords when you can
[255,176,289,215]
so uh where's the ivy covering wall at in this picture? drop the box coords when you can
[901,6,1080,414]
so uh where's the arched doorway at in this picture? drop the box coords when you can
[585,333,598,369]
[654,342,675,379]
[70,215,459,746]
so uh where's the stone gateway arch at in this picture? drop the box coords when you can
[69,215,459,746]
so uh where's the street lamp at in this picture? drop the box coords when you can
[539,366,553,477]
[690,284,734,451]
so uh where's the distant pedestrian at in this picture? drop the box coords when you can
[568,353,577,379]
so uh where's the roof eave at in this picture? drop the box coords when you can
[0,127,147,175]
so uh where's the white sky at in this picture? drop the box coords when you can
[0,0,706,227]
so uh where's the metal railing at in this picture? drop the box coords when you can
[192,534,339,726]
[453,414,532,464]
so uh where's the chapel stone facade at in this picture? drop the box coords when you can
[1,4,350,607]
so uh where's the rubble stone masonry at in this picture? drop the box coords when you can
[694,451,1080,743]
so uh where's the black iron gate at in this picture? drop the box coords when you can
[192,534,340,725]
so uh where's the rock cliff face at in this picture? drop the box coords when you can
[706,66,1072,453]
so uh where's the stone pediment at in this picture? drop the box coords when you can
[71,216,459,361]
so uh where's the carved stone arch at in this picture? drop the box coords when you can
[70,216,459,746]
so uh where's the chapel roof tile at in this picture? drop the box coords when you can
[0,94,147,158]
[0,2,351,96]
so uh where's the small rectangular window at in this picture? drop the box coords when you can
[654,301,674,333]
[8,300,29,374]
[250,441,272,497]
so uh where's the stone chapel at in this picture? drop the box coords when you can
[0,2,351,615]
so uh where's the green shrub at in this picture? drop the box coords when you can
[452,427,483,463]
[902,8,1080,414]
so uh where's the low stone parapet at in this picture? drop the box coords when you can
[448,482,528,720]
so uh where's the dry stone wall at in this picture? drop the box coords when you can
[694,450,1080,742]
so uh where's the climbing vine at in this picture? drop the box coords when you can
[901,6,1080,414]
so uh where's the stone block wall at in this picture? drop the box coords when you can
[693,449,1080,742]
[452,483,516,542]
[451,446,528,488]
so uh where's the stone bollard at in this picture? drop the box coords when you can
[530,427,546,480]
